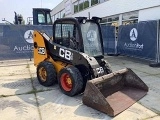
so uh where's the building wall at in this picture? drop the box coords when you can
[139,6,160,21]
[51,1,64,15]
[51,0,160,22]
[72,0,160,18]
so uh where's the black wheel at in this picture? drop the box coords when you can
[37,61,57,87]
[103,60,112,74]
[58,66,83,96]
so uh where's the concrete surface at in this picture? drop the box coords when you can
[0,56,160,120]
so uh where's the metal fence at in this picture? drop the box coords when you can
[1,21,160,63]
[102,20,160,63]
[101,25,117,55]
[0,25,52,60]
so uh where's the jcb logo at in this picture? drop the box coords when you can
[96,67,104,74]
[59,48,73,60]
[38,47,45,55]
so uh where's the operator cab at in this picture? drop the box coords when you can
[33,8,52,25]
[53,17,104,57]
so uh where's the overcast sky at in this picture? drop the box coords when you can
[0,0,63,23]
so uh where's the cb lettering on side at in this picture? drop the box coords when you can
[96,67,104,74]
[59,48,73,61]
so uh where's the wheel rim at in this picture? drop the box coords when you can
[39,67,47,82]
[60,73,72,91]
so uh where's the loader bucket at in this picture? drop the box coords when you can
[82,68,148,116]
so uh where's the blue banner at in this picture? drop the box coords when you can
[117,21,158,60]
[0,25,52,60]
[101,25,116,55]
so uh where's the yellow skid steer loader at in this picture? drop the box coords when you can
[33,17,148,116]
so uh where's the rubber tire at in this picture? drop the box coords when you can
[58,66,83,96]
[104,60,112,74]
[37,61,57,87]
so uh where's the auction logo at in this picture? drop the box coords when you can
[87,30,97,42]
[13,30,34,53]
[130,28,138,41]
[124,28,143,50]
[24,30,34,43]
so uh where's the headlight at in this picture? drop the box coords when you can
[82,19,86,24]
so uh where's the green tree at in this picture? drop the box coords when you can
[74,5,79,13]
[84,1,89,9]
[79,2,84,11]
[91,0,98,6]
